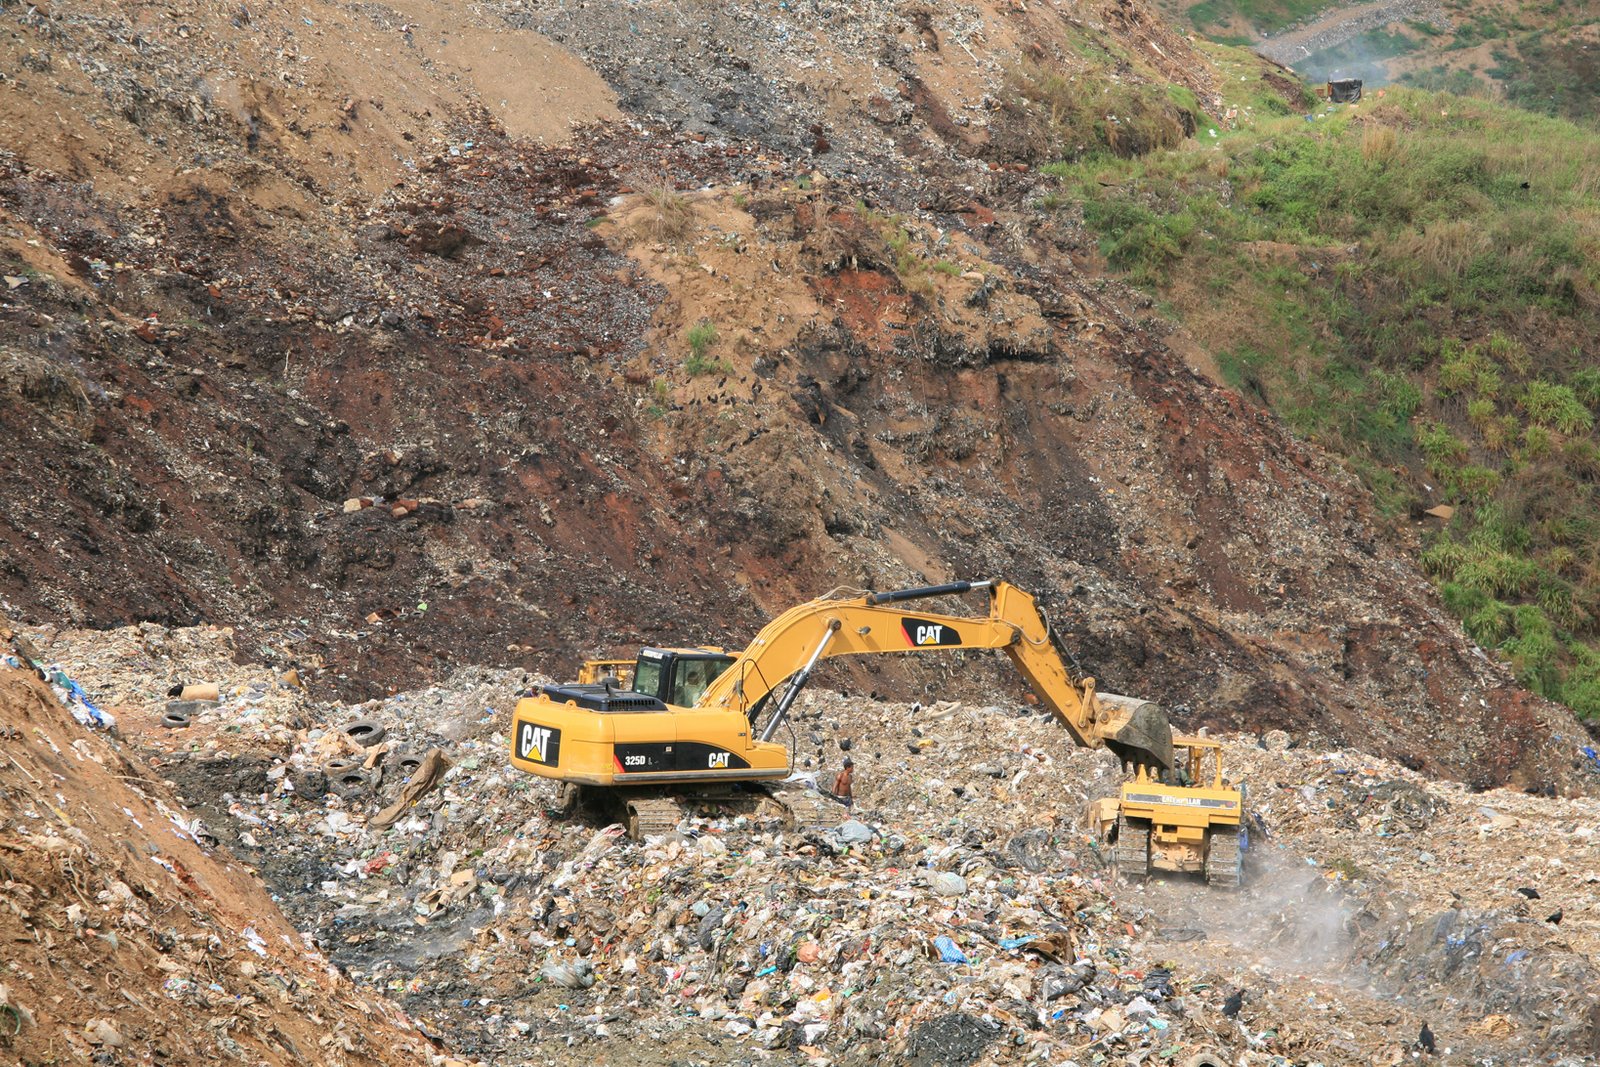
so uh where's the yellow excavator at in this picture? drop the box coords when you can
[508,579,1175,837]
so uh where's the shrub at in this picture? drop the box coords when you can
[1418,422,1468,470]
[1563,438,1600,480]
[1547,545,1578,573]
[1562,650,1600,719]
[1449,464,1502,503]
[1424,536,1468,577]
[1361,126,1398,164]
[1522,424,1552,458]
[1486,331,1529,372]
[687,320,717,359]
[1523,380,1594,434]
[1537,576,1585,629]
[1436,344,1500,398]
[1572,367,1600,410]
[998,62,1190,164]
[1456,550,1536,596]
[684,322,731,376]
[1082,197,1203,285]
[1369,369,1422,418]
[1464,598,1514,645]
[638,183,695,243]
[1505,604,1561,695]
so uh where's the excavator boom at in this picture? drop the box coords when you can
[696,579,1173,772]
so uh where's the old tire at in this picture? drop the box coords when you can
[329,768,370,798]
[162,699,210,727]
[341,718,387,747]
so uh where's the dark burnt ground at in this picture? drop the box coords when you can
[0,128,772,692]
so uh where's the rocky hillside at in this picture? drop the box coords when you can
[0,0,1587,803]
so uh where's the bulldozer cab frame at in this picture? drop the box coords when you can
[1170,736,1226,789]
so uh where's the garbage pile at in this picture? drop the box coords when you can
[24,619,1600,1063]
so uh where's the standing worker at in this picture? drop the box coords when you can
[832,757,854,809]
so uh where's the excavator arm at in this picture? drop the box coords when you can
[696,579,1173,772]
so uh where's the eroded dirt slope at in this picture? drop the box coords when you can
[0,0,1588,793]
[0,663,434,1064]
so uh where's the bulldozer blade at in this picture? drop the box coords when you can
[1094,693,1174,772]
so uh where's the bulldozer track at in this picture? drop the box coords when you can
[1115,815,1151,882]
[625,797,682,839]
[1205,826,1242,888]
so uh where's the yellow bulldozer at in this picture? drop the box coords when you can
[508,579,1175,838]
[1113,736,1245,888]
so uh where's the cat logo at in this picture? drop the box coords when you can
[707,751,731,769]
[516,721,560,765]
[901,617,962,647]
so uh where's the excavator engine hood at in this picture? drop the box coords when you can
[1094,693,1174,773]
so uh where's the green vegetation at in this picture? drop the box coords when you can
[684,321,731,376]
[1002,61,1193,163]
[851,203,940,295]
[1489,33,1600,124]
[1175,0,1600,127]
[1046,82,1600,716]
[646,377,671,420]
[1184,0,1326,35]
[1398,66,1488,98]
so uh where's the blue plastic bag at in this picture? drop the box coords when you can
[933,935,969,964]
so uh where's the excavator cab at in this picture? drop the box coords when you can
[630,648,737,708]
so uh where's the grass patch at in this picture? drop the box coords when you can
[998,61,1193,163]
[684,321,732,376]
[1048,80,1600,717]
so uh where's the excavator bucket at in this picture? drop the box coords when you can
[1093,693,1174,773]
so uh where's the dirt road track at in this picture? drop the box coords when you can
[1256,0,1448,66]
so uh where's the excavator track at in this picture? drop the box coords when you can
[1205,826,1242,888]
[606,784,846,840]
[1115,815,1151,882]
